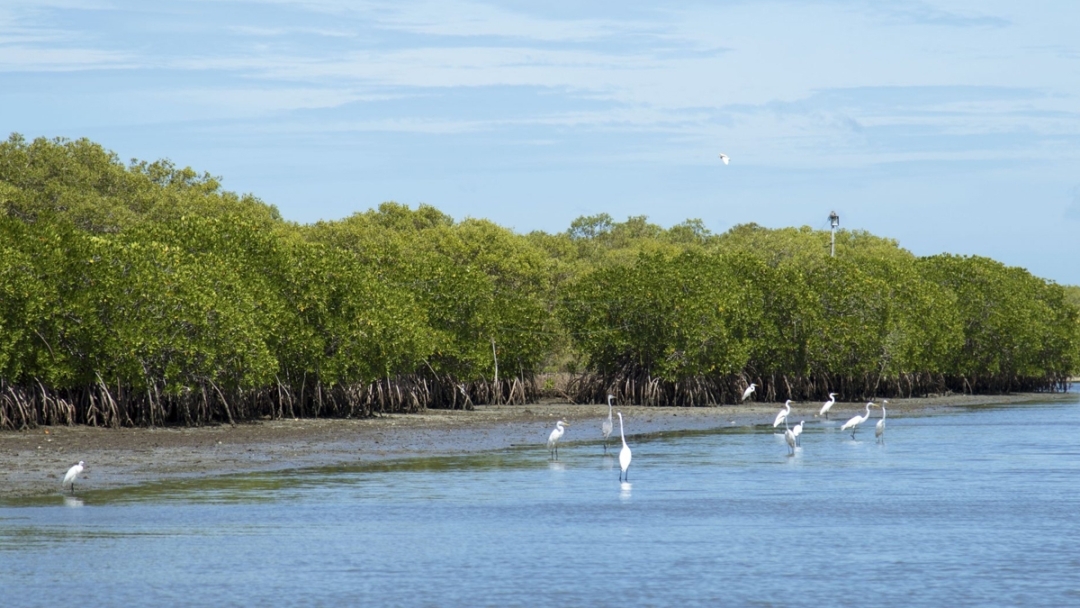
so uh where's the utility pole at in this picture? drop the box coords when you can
[829,211,839,257]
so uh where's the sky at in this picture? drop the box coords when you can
[2,0,1079,284]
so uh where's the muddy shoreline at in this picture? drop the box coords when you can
[2,392,1075,500]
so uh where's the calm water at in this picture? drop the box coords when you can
[3,396,1080,607]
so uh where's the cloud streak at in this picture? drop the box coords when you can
[870,1,1011,28]
[0,46,136,71]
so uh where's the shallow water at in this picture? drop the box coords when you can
[4,396,1080,607]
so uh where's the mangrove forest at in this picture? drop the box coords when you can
[1,134,1078,428]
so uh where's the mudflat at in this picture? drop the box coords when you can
[1,393,1071,499]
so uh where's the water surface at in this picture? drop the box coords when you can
[3,397,1080,607]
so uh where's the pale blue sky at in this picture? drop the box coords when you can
[3,1,1079,283]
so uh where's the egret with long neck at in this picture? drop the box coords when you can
[773,400,793,429]
[602,395,614,452]
[548,420,568,460]
[876,400,888,443]
[841,402,877,439]
[820,393,836,420]
[791,420,804,447]
[741,383,756,402]
[617,412,632,482]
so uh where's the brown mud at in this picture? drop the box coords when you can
[2,392,1075,500]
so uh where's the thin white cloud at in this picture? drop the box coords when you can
[224,0,653,42]
[870,0,1010,28]
[227,25,289,37]
[151,86,386,114]
[1,0,115,9]
[226,24,359,38]
[371,1,648,43]
[0,46,136,71]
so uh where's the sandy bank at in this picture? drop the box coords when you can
[2,392,1075,500]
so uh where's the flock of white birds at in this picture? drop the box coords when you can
[549,394,634,481]
[768,395,887,455]
[59,382,888,496]
[546,388,890,481]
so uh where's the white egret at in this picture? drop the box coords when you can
[791,420,805,447]
[617,412,632,482]
[841,402,877,439]
[876,400,888,443]
[773,400,793,428]
[718,153,730,165]
[741,383,756,402]
[602,394,614,452]
[819,393,837,419]
[62,461,85,494]
[548,420,569,460]
[784,428,796,455]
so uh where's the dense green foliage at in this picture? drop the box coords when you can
[2,135,1078,427]
[558,224,1077,404]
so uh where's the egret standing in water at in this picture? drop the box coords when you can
[784,427,796,455]
[602,395,615,453]
[791,420,805,447]
[741,383,756,402]
[819,393,837,420]
[62,461,85,494]
[617,412,632,481]
[548,420,569,460]
[876,400,888,443]
[841,402,877,439]
[773,400,793,429]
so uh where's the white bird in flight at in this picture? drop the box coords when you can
[617,412,632,482]
[548,420,569,460]
[718,153,730,165]
[63,461,85,494]
[741,383,756,402]
[841,402,877,439]
[819,393,837,420]
[602,394,614,452]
